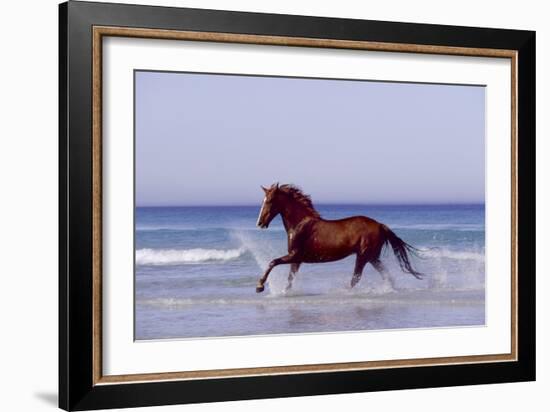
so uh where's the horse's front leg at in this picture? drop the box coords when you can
[285,263,301,292]
[256,253,298,293]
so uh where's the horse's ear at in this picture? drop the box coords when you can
[275,182,279,190]
[261,186,269,194]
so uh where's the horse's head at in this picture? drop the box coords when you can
[257,183,281,229]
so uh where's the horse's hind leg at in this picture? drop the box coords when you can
[351,254,369,288]
[285,263,301,292]
[371,259,396,289]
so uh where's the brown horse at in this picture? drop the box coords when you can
[255,183,424,293]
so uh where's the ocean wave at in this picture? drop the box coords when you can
[389,223,484,232]
[421,248,485,262]
[136,225,287,233]
[136,248,245,265]
[135,226,226,232]
[137,289,485,308]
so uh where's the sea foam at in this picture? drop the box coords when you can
[136,248,244,265]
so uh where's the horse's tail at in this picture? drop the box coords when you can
[380,224,424,279]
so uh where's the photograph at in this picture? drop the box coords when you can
[134,70,486,340]
[53,1,536,410]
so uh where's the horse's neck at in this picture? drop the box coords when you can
[280,205,316,232]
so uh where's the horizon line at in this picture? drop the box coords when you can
[135,201,486,208]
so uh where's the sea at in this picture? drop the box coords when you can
[135,204,485,340]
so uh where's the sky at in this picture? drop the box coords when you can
[135,71,485,206]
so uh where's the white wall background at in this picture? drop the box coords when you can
[0,0,546,411]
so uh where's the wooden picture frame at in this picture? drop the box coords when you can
[59,1,535,410]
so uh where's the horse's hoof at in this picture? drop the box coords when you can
[256,285,265,293]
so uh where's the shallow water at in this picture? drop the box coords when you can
[135,204,485,340]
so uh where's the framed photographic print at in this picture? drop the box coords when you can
[59,1,536,410]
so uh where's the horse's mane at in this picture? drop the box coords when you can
[279,184,321,219]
